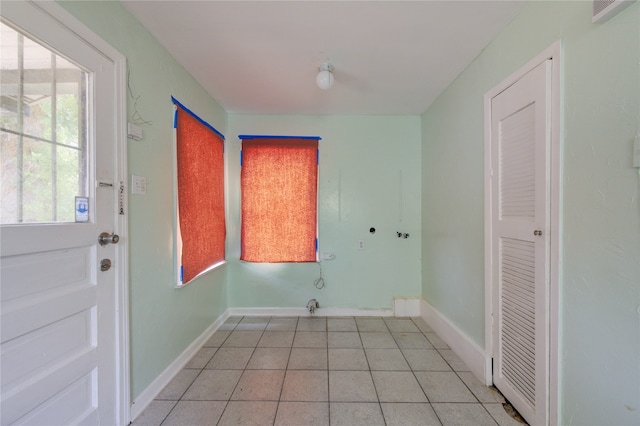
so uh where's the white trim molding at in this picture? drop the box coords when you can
[227,307,395,317]
[484,40,562,426]
[420,299,491,385]
[228,297,421,318]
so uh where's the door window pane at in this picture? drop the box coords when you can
[0,22,89,224]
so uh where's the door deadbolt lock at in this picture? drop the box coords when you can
[100,258,112,272]
[98,232,120,246]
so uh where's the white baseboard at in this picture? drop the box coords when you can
[420,299,492,386]
[130,311,229,421]
[228,307,394,317]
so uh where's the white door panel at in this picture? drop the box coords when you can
[0,247,93,301]
[1,224,99,256]
[2,309,95,387]
[491,60,551,425]
[15,371,99,426]
[1,250,96,344]
[1,2,118,424]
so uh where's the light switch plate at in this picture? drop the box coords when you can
[131,175,147,195]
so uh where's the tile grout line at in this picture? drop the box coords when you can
[159,316,239,426]
[357,317,390,425]
[408,316,444,426]
[216,315,268,426]
[324,317,331,426]
[162,317,241,425]
[377,317,392,426]
[271,315,298,425]
[213,315,243,426]
[394,317,445,426]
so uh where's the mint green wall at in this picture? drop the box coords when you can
[422,1,639,424]
[59,1,229,400]
[55,1,640,421]
[227,115,422,310]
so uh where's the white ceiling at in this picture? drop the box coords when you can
[121,1,525,115]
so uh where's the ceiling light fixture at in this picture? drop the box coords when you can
[316,63,334,90]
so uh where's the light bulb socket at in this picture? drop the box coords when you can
[316,63,335,90]
[318,63,334,73]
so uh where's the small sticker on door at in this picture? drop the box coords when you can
[75,197,89,222]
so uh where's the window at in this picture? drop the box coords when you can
[0,22,89,224]
[173,97,225,284]
[240,136,319,262]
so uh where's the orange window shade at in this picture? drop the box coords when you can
[176,107,225,283]
[241,138,318,262]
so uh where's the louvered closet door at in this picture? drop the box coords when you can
[491,60,551,426]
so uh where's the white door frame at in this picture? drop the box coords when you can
[484,41,562,426]
[30,2,130,424]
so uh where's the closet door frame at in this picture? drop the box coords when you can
[484,40,562,426]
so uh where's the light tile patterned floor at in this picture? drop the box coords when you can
[133,316,525,426]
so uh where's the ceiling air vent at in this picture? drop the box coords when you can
[593,0,634,23]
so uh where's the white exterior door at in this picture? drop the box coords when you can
[490,60,551,425]
[1,2,121,424]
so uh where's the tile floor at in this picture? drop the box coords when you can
[133,316,525,426]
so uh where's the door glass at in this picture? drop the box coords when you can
[0,21,89,224]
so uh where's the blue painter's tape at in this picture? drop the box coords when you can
[171,96,225,140]
[315,238,318,252]
[317,149,320,165]
[238,135,322,141]
[173,108,178,129]
[240,150,243,166]
[180,265,184,282]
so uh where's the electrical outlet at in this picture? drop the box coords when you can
[131,175,147,195]
[357,240,365,250]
